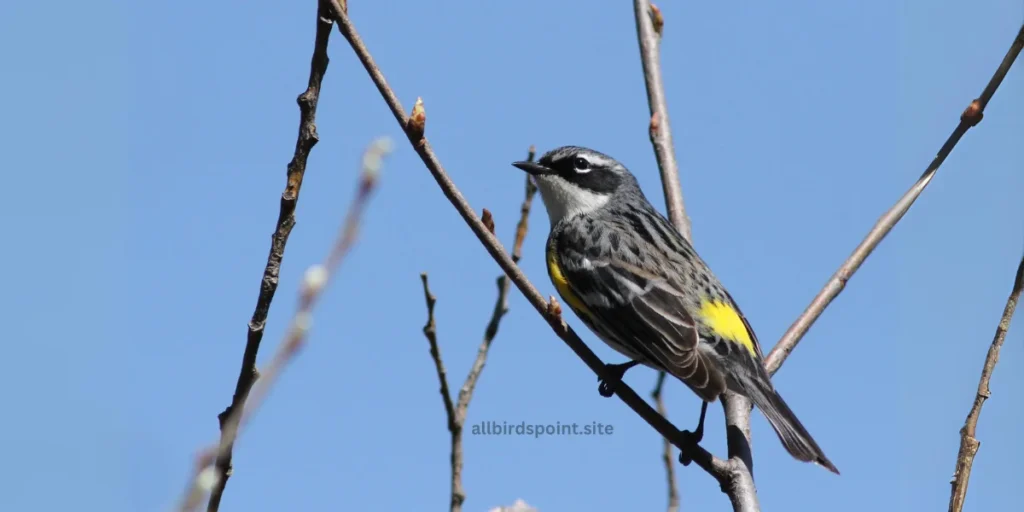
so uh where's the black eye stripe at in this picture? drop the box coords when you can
[572,167,621,193]
[539,153,622,194]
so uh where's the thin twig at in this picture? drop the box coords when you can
[948,250,1024,512]
[464,149,538,413]
[179,138,392,512]
[328,0,739,487]
[634,0,690,239]
[511,147,539,266]
[766,23,1024,375]
[419,274,462,511]
[483,146,537,348]
[420,147,538,512]
[205,4,334,510]
[651,373,679,512]
[420,274,456,430]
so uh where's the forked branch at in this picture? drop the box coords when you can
[419,147,539,512]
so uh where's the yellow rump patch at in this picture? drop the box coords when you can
[699,300,757,357]
[546,249,592,318]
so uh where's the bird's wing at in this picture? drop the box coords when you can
[559,251,727,401]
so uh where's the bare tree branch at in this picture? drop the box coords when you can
[205,4,334,510]
[719,394,758,509]
[419,147,538,512]
[180,137,392,512]
[510,148,539,269]
[766,24,1024,375]
[418,274,464,511]
[948,250,1024,512]
[420,274,457,431]
[634,0,690,240]
[651,373,679,512]
[327,0,740,487]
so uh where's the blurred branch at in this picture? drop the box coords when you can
[948,250,1024,512]
[327,0,742,489]
[766,22,1024,375]
[635,3,756,510]
[205,4,334,510]
[489,499,538,512]
[650,373,679,512]
[180,138,392,512]
[419,147,539,512]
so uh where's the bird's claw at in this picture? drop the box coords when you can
[676,401,708,466]
[597,379,617,397]
[596,361,638,398]
[675,429,703,466]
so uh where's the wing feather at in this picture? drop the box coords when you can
[560,252,727,401]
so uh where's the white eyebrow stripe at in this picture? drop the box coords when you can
[559,152,611,174]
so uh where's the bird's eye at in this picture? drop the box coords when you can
[573,157,590,172]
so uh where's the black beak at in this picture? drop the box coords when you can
[512,160,553,176]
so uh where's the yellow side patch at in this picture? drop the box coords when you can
[546,249,593,318]
[699,300,757,357]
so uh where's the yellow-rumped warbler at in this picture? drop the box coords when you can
[512,146,837,474]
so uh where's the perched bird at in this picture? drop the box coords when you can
[512,146,838,474]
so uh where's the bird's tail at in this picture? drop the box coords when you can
[744,375,839,474]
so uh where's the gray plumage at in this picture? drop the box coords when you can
[513,145,838,474]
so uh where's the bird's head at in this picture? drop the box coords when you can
[512,145,638,226]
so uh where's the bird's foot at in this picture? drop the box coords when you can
[597,361,640,397]
[677,401,708,466]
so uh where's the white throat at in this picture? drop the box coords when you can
[534,175,611,227]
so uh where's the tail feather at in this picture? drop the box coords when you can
[745,378,839,474]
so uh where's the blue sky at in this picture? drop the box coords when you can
[2,1,1022,511]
